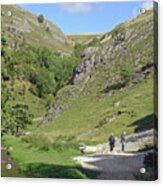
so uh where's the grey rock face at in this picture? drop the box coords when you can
[71,61,91,84]
[43,9,154,125]
[82,47,99,58]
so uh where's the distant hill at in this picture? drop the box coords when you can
[67,34,99,45]
[1,5,79,121]
[1,5,73,55]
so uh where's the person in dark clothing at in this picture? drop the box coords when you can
[108,134,115,152]
[120,132,126,152]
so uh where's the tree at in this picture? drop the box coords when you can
[37,14,44,23]
[2,45,79,99]
[1,34,8,46]
[36,69,56,97]
[12,103,33,134]
[2,104,17,135]
[2,103,33,136]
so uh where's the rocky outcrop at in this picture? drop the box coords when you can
[43,9,155,125]
[71,12,153,86]
[39,85,80,126]
[71,47,98,84]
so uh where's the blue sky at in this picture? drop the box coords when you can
[20,1,153,34]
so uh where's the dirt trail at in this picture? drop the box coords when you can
[73,129,156,180]
[74,150,153,180]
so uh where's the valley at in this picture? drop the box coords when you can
[1,5,158,180]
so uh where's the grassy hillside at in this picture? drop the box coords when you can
[2,135,88,178]
[1,8,157,179]
[33,9,155,147]
[3,9,155,144]
[1,6,81,135]
[25,78,153,148]
[1,5,73,55]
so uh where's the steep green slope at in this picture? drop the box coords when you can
[25,9,156,147]
[26,79,153,147]
[1,5,73,55]
[1,5,79,134]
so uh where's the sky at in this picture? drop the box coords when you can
[20,1,153,34]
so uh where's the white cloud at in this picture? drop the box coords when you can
[59,3,92,14]
[141,0,153,10]
[132,1,153,18]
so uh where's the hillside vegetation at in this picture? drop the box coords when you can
[1,6,157,180]
[1,5,82,135]
[1,5,73,55]
[36,9,155,146]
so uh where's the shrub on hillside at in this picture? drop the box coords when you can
[1,34,8,46]
[2,103,33,135]
[37,14,44,23]
[87,38,101,47]
[11,46,79,97]
[120,63,133,81]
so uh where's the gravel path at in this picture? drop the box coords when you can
[73,129,156,180]
[74,150,153,180]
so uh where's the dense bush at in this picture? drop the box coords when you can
[1,34,8,46]
[74,43,85,58]
[3,46,78,98]
[87,38,101,47]
[37,14,44,23]
[2,102,33,135]
[23,133,78,151]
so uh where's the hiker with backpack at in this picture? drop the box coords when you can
[108,133,115,152]
[120,131,126,152]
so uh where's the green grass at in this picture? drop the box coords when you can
[2,78,154,178]
[2,135,88,179]
[1,5,73,54]
[5,77,47,118]
[11,91,46,118]
[27,78,153,147]
[3,135,78,165]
